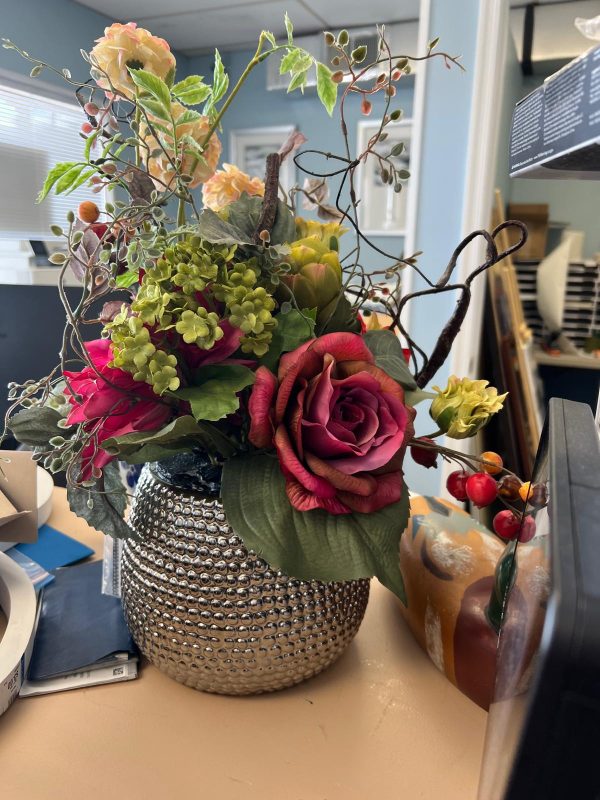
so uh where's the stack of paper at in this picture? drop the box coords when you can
[21,560,138,696]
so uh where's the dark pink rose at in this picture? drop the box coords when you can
[64,339,171,480]
[177,319,246,369]
[248,332,415,514]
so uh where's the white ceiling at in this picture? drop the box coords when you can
[72,0,421,55]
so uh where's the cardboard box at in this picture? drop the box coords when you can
[510,43,600,179]
[507,202,549,261]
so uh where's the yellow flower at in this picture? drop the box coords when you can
[295,217,347,244]
[363,311,393,330]
[202,164,265,212]
[278,221,347,320]
[141,102,221,189]
[90,22,176,99]
[430,376,507,439]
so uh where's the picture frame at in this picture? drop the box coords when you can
[356,119,412,236]
[229,125,297,193]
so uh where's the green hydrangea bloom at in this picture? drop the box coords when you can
[147,349,180,394]
[175,308,224,349]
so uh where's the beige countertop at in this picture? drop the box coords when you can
[0,488,487,800]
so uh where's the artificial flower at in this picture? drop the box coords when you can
[142,102,221,189]
[202,164,265,212]
[430,375,507,439]
[64,339,171,479]
[89,22,175,99]
[279,219,345,321]
[248,332,415,514]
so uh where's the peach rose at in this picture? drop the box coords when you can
[141,102,222,189]
[90,22,176,99]
[201,164,265,212]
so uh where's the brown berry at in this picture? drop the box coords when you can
[498,474,522,501]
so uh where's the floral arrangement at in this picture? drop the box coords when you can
[1,18,541,600]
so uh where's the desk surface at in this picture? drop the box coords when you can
[0,488,487,800]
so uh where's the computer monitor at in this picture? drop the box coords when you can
[479,398,600,799]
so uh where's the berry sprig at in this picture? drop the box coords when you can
[409,437,547,544]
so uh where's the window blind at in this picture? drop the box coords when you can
[0,81,102,240]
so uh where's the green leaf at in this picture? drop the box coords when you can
[287,71,307,94]
[115,270,139,289]
[172,75,211,106]
[279,48,312,75]
[138,96,171,121]
[197,207,253,246]
[263,30,276,47]
[319,294,361,335]
[404,388,436,407]
[128,67,171,109]
[37,161,79,203]
[84,127,101,160]
[103,415,237,462]
[260,309,315,371]
[225,193,296,246]
[8,405,63,447]
[67,461,130,539]
[55,164,86,194]
[221,453,410,601]
[284,12,294,44]
[316,62,338,116]
[212,50,229,103]
[363,329,417,390]
[65,168,95,195]
[175,365,255,422]
[174,108,202,125]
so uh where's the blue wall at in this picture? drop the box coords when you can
[0,0,189,93]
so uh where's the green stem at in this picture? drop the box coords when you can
[177,196,186,228]
[134,100,141,168]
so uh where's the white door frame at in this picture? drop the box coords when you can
[441,0,511,490]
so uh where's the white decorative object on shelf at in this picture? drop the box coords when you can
[230,125,296,192]
[357,119,412,236]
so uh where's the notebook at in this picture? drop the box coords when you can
[24,560,138,694]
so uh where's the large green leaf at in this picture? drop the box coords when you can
[128,67,171,109]
[225,194,296,246]
[364,329,417,390]
[175,365,255,422]
[103,415,237,462]
[197,208,252,246]
[221,453,410,601]
[316,62,338,116]
[212,50,229,103]
[260,309,315,371]
[67,461,130,539]
[172,75,211,105]
[8,406,63,447]
[37,161,79,202]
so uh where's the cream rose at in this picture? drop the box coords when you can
[90,22,176,99]
[201,163,265,212]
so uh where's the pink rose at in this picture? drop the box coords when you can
[248,333,415,514]
[64,339,171,480]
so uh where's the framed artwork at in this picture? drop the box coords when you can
[356,119,412,236]
[229,125,296,193]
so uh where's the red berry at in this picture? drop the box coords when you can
[493,510,521,540]
[410,437,438,469]
[466,472,498,508]
[90,223,108,239]
[518,515,536,543]
[446,469,469,501]
[81,121,93,135]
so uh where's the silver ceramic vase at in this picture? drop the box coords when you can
[121,465,370,695]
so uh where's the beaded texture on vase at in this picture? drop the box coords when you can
[121,467,370,695]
